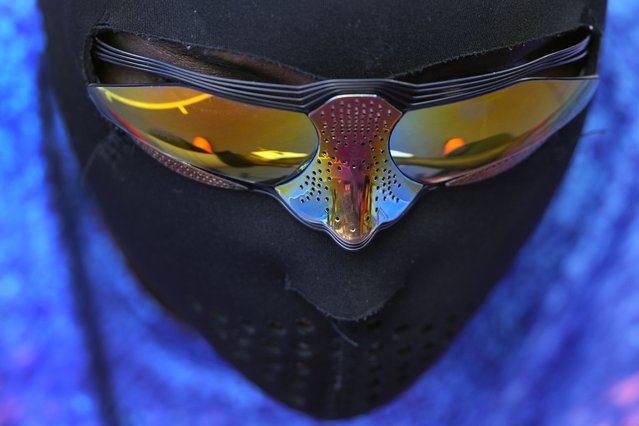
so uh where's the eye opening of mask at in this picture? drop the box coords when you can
[87,30,320,86]
[89,29,595,111]
[85,27,599,250]
[88,25,599,86]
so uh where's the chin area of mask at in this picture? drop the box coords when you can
[39,0,605,418]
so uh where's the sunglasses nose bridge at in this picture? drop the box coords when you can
[275,95,423,249]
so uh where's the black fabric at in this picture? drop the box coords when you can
[39,0,606,418]
[55,0,605,79]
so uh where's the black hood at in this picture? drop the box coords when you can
[39,0,606,418]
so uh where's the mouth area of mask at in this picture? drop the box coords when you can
[39,0,606,418]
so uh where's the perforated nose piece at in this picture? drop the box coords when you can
[276,95,423,249]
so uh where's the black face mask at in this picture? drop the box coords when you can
[39,0,606,419]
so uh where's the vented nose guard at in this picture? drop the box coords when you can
[276,95,424,249]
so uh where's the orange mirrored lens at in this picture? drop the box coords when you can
[389,79,598,183]
[88,85,318,183]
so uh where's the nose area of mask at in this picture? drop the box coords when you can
[276,95,423,249]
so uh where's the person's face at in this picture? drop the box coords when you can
[40,0,606,418]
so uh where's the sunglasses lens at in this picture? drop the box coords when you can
[88,85,318,184]
[389,79,598,183]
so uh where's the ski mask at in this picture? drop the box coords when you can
[39,0,606,419]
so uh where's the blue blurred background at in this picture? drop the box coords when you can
[1,1,638,425]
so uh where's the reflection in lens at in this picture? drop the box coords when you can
[88,85,318,184]
[389,79,598,183]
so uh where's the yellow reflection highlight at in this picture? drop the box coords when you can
[98,87,211,115]
[399,142,513,169]
[250,150,310,161]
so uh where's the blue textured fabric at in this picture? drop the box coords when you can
[1,1,638,425]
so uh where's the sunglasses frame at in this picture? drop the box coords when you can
[87,30,600,249]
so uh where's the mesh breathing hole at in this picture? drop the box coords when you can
[190,299,478,416]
